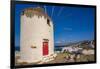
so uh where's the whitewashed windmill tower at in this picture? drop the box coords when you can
[19,7,56,63]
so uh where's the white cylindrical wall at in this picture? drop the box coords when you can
[20,8,54,63]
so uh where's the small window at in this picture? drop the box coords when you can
[22,11,24,15]
[47,19,51,27]
[31,45,36,49]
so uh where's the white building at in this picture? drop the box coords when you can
[61,46,82,53]
[19,7,55,63]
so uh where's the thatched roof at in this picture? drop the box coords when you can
[21,7,51,20]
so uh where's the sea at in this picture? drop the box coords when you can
[15,46,20,51]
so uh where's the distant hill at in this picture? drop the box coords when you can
[55,40,92,47]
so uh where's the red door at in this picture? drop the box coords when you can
[43,42,49,56]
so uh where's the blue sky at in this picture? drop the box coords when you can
[15,4,95,47]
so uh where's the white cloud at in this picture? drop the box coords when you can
[55,41,62,43]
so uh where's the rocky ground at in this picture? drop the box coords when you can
[43,53,95,64]
[15,52,95,66]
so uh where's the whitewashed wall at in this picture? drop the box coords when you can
[20,14,54,63]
